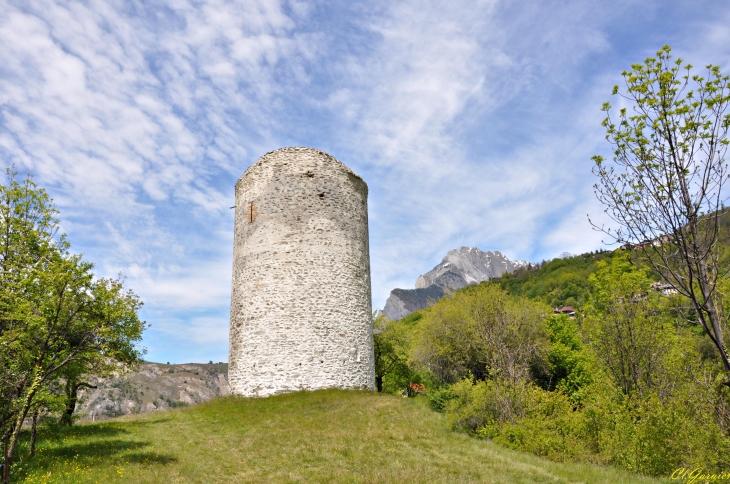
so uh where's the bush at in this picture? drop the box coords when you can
[442,371,730,476]
[446,378,533,433]
[165,398,188,409]
[397,252,730,478]
[493,388,587,462]
[428,387,457,412]
[414,285,550,384]
[542,315,593,404]
[584,379,730,476]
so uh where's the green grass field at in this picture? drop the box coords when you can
[11,390,667,483]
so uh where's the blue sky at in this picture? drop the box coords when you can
[1,0,728,363]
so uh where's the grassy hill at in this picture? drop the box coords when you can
[12,390,664,483]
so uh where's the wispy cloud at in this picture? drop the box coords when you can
[0,0,727,361]
[0,0,320,360]
[315,0,630,304]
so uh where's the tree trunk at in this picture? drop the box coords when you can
[698,259,730,383]
[62,381,96,426]
[376,375,383,393]
[3,430,10,484]
[29,409,39,457]
[6,394,36,483]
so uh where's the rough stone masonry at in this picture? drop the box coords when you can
[229,147,375,397]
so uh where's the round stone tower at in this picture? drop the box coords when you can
[229,147,375,397]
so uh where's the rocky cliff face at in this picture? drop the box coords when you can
[382,286,445,322]
[382,247,530,320]
[74,362,229,422]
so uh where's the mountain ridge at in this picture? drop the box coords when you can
[382,246,531,320]
[75,362,229,421]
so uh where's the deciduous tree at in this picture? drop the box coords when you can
[591,45,730,383]
[583,256,674,397]
[414,284,549,386]
[373,315,412,393]
[0,170,146,484]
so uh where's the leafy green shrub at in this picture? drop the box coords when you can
[492,387,587,462]
[445,377,532,433]
[543,315,593,404]
[398,250,730,478]
[414,285,549,384]
[428,387,457,412]
[166,398,188,409]
[582,375,730,476]
[400,311,423,324]
[441,342,730,476]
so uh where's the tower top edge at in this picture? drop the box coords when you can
[236,147,366,188]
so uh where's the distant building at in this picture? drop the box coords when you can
[651,281,678,296]
[619,235,671,251]
[553,306,576,317]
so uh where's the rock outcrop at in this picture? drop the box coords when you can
[416,247,529,290]
[382,286,445,321]
[382,247,530,320]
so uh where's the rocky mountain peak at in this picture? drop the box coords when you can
[382,246,530,320]
[414,246,529,291]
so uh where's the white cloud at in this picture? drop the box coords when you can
[314,0,632,306]
[0,0,320,361]
[1,0,727,360]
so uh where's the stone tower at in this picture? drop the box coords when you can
[229,147,375,397]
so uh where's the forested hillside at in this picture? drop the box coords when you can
[492,205,730,311]
[493,250,617,309]
[374,251,730,478]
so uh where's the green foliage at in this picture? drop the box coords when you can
[162,397,188,409]
[430,254,730,477]
[0,169,146,481]
[491,387,587,463]
[595,45,730,184]
[373,315,417,394]
[494,251,615,308]
[578,376,730,476]
[444,370,730,476]
[543,315,593,404]
[427,386,457,413]
[399,311,423,325]
[446,377,533,431]
[414,284,550,384]
[592,45,730,381]
[584,254,677,397]
[367,46,730,480]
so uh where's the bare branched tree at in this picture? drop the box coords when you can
[590,46,730,383]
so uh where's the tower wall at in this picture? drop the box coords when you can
[229,147,375,396]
